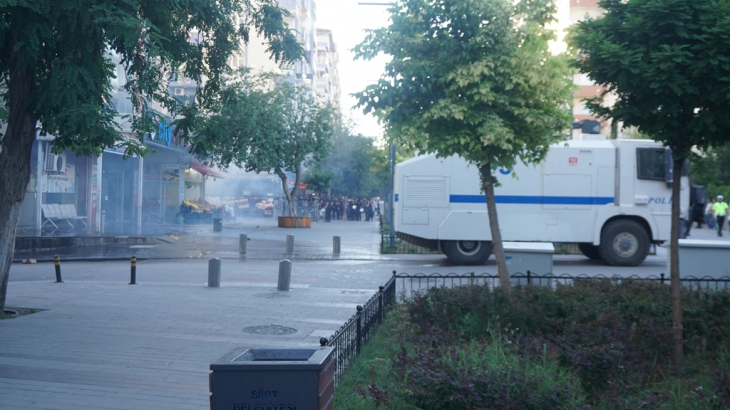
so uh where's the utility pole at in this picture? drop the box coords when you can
[359,1,395,248]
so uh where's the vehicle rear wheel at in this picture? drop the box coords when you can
[441,240,493,265]
[578,243,601,260]
[598,220,650,266]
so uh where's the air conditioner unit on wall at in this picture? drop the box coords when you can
[44,143,67,173]
[174,87,185,96]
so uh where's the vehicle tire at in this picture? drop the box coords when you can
[578,243,601,260]
[441,240,493,265]
[598,220,650,266]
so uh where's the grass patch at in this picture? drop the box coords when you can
[335,280,730,409]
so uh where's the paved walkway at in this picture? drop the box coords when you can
[2,218,394,410]
[13,217,389,262]
[4,217,728,409]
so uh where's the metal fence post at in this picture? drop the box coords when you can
[660,273,665,285]
[378,286,384,323]
[333,236,341,255]
[527,270,531,285]
[285,234,294,256]
[239,234,247,258]
[208,258,221,288]
[356,305,363,355]
[278,259,292,291]
[129,256,137,285]
[54,256,63,283]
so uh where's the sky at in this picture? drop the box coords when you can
[313,0,392,139]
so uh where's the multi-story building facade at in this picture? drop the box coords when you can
[244,0,319,92]
[315,28,341,107]
[17,51,223,237]
[564,0,615,137]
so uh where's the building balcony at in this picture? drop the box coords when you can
[574,85,603,99]
[279,0,298,11]
[571,0,600,7]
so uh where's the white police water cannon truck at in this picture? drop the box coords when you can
[394,139,693,266]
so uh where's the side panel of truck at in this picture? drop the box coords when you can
[395,140,686,249]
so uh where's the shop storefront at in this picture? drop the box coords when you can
[100,149,142,235]
[16,138,100,236]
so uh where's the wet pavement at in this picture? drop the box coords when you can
[13,217,389,262]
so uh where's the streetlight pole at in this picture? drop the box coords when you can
[388,143,395,248]
[359,1,395,248]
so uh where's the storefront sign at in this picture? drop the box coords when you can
[42,164,75,193]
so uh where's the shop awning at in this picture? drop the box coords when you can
[190,163,226,179]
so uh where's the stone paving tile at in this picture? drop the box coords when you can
[0,267,384,409]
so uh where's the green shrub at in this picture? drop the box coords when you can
[336,281,730,409]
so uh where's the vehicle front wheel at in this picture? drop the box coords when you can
[441,240,493,265]
[578,243,601,260]
[598,220,650,266]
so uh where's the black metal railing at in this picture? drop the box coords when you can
[320,274,397,387]
[394,271,730,300]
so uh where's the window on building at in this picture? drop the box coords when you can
[574,104,592,115]
[576,73,593,86]
[229,53,245,69]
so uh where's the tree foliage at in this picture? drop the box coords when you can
[691,143,730,200]
[190,72,336,216]
[303,165,337,194]
[355,0,574,171]
[354,0,574,285]
[0,0,303,311]
[0,0,303,156]
[570,0,730,158]
[570,0,730,364]
[314,122,389,198]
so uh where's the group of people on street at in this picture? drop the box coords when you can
[317,196,383,223]
[705,195,729,237]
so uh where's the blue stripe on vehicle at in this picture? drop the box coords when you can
[450,195,614,205]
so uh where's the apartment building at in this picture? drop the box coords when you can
[565,0,614,137]
[241,0,319,93]
[315,28,341,107]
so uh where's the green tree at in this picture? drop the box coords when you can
[189,72,335,217]
[302,166,336,195]
[354,0,574,289]
[691,143,730,200]
[570,0,730,363]
[0,0,303,311]
[317,122,389,198]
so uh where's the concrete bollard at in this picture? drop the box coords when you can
[278,259,292,291]
[129,256,137,285]
[333,236,341,255]
[208,258,221,288]
[239,234,247,257]
[285,234,294,256]
[54,255,64,283]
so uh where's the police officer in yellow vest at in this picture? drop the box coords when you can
[712,195,728,237]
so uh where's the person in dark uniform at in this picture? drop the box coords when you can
[335,199,341,220]
[325,200,332,222]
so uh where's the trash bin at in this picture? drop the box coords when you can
[213,218,223,232]
[210,347,335,410]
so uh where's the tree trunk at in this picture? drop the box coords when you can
[0,52,37,312]
[480,164,510,293]
[292,165,302,216]
[275,168,296,217]
[670,155,684,365]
